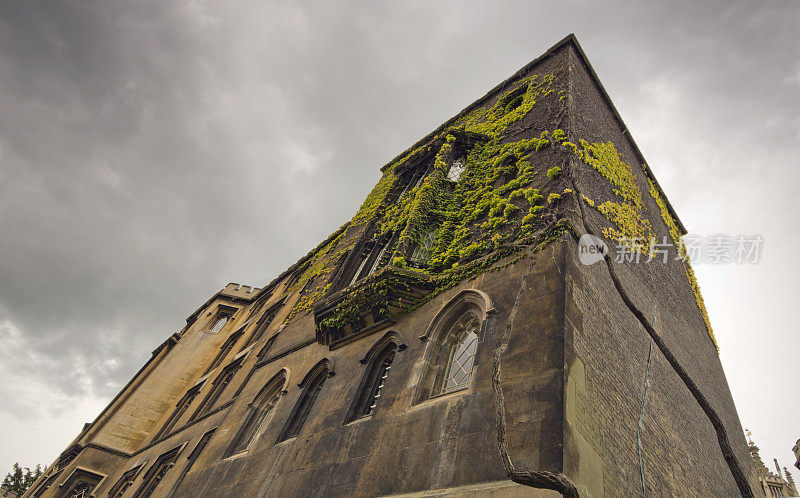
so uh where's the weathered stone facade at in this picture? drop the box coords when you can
[27,35,759,497]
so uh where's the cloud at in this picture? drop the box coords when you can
[0,0,798,475]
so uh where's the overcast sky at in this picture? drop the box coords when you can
[1,0,797,479]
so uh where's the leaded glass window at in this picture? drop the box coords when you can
[409,230,436,266]
[441,315,480,393]
[68,483,92,498]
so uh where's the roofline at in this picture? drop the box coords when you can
[183,222,351,327]
[378,34,687,234]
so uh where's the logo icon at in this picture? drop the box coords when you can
[578,234,608,265]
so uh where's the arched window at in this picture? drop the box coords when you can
[441,313,479,393]
[225,371,286,457]
[108,465,142,497]
[345,339,399,423]
[414,290,493,403]
[276,361,331,442]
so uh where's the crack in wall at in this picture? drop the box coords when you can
[637,340,653,497]
[490,253,579,497]
[569,177,755,497]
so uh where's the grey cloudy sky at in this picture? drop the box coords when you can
[1,0,798,477]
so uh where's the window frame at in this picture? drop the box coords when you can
[206,305,237,333]
[165,428,216,498]
[191,357,245,421]
[276,360,332,443]
[224,371,287,457]
[439,314,480,394]
[345,340,399,423]
[152,382,204,442]
[132,446,183,498]
[413,290,494,405]
[107,464,144,497]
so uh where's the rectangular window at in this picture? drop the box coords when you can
[152,383,204,442]
[191,359,243,420]
[165,428,216,498]
[203,328,243,376]
[133,447,181,498]
[108,465,143,497]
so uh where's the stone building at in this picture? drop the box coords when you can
[26,35,760,497]
[747,438,798,497]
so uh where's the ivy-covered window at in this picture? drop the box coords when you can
[277,361,330,442]
[338,232,397,290]
[447,157,466,182]
[409,230,437,267]
[225,372,285,457]
[346,342,397,422]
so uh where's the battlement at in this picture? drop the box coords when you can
[220,282,260,299]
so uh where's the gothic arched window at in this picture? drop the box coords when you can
[345,339,399,423]
[414,290,493,403]
[108,465,142,497]
[225,371,286,457]
[441,313,480,393]
[276,361,331,442]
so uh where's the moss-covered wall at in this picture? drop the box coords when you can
[562,42,759,495]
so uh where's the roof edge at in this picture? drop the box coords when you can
[565,36,688,235]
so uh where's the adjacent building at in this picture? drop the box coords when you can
[747,438,798,497]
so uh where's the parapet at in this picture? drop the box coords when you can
[221,282,261,300]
